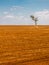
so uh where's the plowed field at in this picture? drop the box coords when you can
[0,25,49,65]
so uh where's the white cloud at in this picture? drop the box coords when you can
[4,15,14,18]
[10,6,24,11]
[0,8,49,25]
[0,14,32,25]
[3,12,8,15]
[34,10,49,25]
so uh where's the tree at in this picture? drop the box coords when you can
[30,15,38,25]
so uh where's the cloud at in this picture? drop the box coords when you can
[0,14,32,25]
[10,6,24,11]
[3,12,8,15]
[34,10,49,25]
[0,8,49,25]
[0,5,33,25]
[4,15,14,18]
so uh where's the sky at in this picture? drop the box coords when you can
[0,0,49,25]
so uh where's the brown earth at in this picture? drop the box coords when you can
[0,25,49,65]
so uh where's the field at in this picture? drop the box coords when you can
[0,25,49,65]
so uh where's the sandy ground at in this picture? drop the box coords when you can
[0,25,49,65]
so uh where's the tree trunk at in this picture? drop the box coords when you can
[35,21,37,25]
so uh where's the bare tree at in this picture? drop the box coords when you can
[30,15,38,25]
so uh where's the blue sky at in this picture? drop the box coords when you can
[0,0,49,25]
[0,0,49,11]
